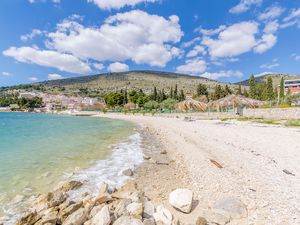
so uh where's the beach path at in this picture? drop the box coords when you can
[97,114,300,225]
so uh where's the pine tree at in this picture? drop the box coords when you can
[243,88,249,97]
[237,84,242,95]
[213,85,225,100]
[249,75,257,99]
[266,77,274,101]
[174,84,178,100]
[196,83,208,97]
[123,89,128,104]
[279,77,285,98]
[224,85,232,96]
[170,87,173,99]
[179,90,185,101]
[153,87,157,101]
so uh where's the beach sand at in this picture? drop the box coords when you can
[97,113,300,225]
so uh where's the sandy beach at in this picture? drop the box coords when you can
[96,113,300,225]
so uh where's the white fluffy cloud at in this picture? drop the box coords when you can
[260,60,279,69]
[107,62,129,72]
[254,33,277,53]
[47,10,183,67]
[229,0,263,14]
[29,77,38,81]
[258,6,285,21]
[201,70,243,80]
[93,63,104,71]
[1,72,12,77]
[3,47,91,74]
[202,21,259,58]
[48,73,64,80]
[176,58,206,76]
[282,8,300,28]
[186,45,206,58]
[87,0,158,10]
[21,29,45,42]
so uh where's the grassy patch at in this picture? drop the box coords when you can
[285,119,300,127]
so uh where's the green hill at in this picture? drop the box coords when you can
[2,70,241,97]
[237,73,300,86]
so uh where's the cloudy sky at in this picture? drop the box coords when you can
[0,0,300,86]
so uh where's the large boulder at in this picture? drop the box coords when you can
[58,181,83,192]
[47,191,68,208]
[91,205,111,225]
[112,182,141,202]
[62,208,88,225]
[15,211,41,225]
[153,205,173,225]
[126,202,143,218]
[37,207,59,225]
[168,189,193,213]
[60,201,83,221]
[114,199,132,218]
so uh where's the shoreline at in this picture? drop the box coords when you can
[2,112,300,225]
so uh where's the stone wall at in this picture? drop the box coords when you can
[243,107,300,119]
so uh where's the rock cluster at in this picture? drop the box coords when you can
[14,180,209,225]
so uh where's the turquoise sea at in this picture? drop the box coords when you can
[0,113,142,222]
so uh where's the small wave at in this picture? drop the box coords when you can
[1,131,144,225]
[68,132,144,200]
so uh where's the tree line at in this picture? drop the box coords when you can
[103,85,185,109]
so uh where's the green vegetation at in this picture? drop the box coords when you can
[0,95,43,110]
[285,119,300,127]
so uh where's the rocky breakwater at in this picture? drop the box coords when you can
[13,177,247,225]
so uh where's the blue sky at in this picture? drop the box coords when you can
[0,0,300,86]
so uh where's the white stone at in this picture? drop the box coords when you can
[153,205,173,225]
[126,202,143,218]
[168,189,193,213]
[143,201,155,218]
[91,205,111,225]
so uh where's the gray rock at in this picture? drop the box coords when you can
[213,197,247,219]
[122,169,134,177]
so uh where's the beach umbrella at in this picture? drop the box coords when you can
[176,99,207,112]
[208,95,263,110]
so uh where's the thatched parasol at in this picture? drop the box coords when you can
[208,95,263,110]
[124,102,136,110]
[176,99,207,112]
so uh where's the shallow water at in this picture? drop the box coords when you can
[0,112,137,218]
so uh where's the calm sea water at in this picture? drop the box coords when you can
[0,112,140,220]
